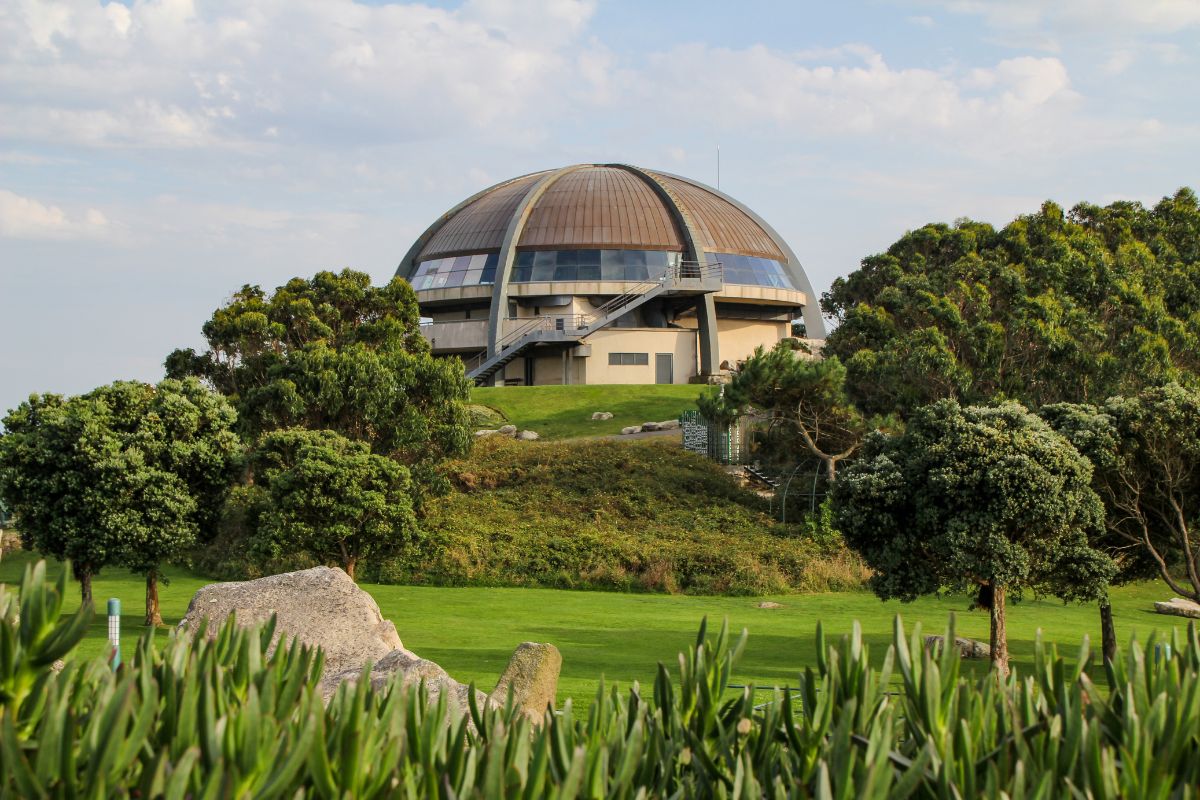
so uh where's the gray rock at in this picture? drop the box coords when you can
[656,419,681,431]
[321,648,487,712]
[498,425,518,436]
[640,422,662,432]
[621,426,640,435]
[176,566,411,680]
[474,429,500,438]
[924,634,991,659]
[516,430,540,441]
[1154,597,1200,620]
[591,412,614,421]
[488,642,562,723]
[756,601,783,609]
[179,568,563,726]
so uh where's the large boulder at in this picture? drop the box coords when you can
[498,425,518,436]
[516,430,540,441]
[178,568,562,724]
[640,421,662,432]
[620,426,640,435]
[177,567,411,678]
[656,419,681,431]
[1154,597,1200,620]
[591,412,614,421]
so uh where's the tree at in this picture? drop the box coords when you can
[821,190,1200,417]
[1043,384,1200,658]
[247,428,417,580]
[831,400,1115,674]
[699,346,879,482]
[0,380,239,618]
[165,269,471,502]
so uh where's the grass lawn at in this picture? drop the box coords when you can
[2,550,1191,705]
[471,384,702,439]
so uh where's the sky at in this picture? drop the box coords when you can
[1,0,1198,415]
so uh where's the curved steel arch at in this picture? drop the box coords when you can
[644,168,827,339]
[609,164,720,376]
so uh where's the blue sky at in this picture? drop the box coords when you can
[1,0,1197,414]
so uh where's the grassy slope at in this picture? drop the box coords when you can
[471,385,701,439]
[380,437,865,595]
[1,551,1189,705]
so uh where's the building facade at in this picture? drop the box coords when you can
[396,163,824,386]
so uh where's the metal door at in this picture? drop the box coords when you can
[655,353,673,384]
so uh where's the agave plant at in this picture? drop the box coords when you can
[1,560,1197,798]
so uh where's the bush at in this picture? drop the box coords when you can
[362,437,867,594]
[4,559,1199,797]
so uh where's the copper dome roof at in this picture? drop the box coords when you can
[409,163,786,263]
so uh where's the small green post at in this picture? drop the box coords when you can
[107,598,121,671]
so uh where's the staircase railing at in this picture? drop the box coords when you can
[463,260,723,375]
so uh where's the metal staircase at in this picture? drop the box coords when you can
[466,261,723,385]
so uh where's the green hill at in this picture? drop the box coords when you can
[364,436,866,595]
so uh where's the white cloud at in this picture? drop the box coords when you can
[633,45,1087,155]
[931,0,1200,43]
[0,189,110,240]
[0,0,603,149]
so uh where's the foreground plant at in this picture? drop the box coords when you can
[1,560,1197,797]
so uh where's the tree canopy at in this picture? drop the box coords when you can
[246,428,417,580]
[821,189,1200,416]
[1043,383,1200,606]
[699,346,878,482]
[831,400,1114,673]
[0,379,240,618]
[166,269,472,499]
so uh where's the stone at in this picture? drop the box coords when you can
[640,422,662,432]
[656,419,681,431]
[488,642,562,723]
[924,634,991,659]
[591,412,614,421]
[756,601,783,609]
[498,425,518,436]
[474,429,500,438]
[179,568,563,726]
[1154,597,1200,620]
[177,566,411,681]
[621,426,640,435]
[516,430,540,441]
[321,648,488,711]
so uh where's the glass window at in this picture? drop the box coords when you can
[578,264,601,281]
[512,265,532,282]
[532,262,555,281]
[464,268,483,284]
[445,271,465,287]
[553,265,577,280]
[469,253,489,270]
[624,263,648,281]
[533,251,556,267]
[601,249,625,269]
[608,352,649,366]
[516,251,534,267]
[480,265,496,284]
[577,249,601,267]
[644,250,668,269]
[601,261,624,281]
[555,250,578,266]
[452,255,471,270]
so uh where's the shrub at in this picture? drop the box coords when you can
[3,559,1199,797]
[362,437,867,594]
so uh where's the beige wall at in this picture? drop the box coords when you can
[579,328,698,384]
[715,318,788,368]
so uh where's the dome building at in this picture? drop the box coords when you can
[396,163,823,386]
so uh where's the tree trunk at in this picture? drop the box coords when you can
[74,563,94,611]
[344,556,357,581]
[145,569,163,627]
[1099,599,1117,664]
[989,582,1009,677]
[825,458,836,484]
